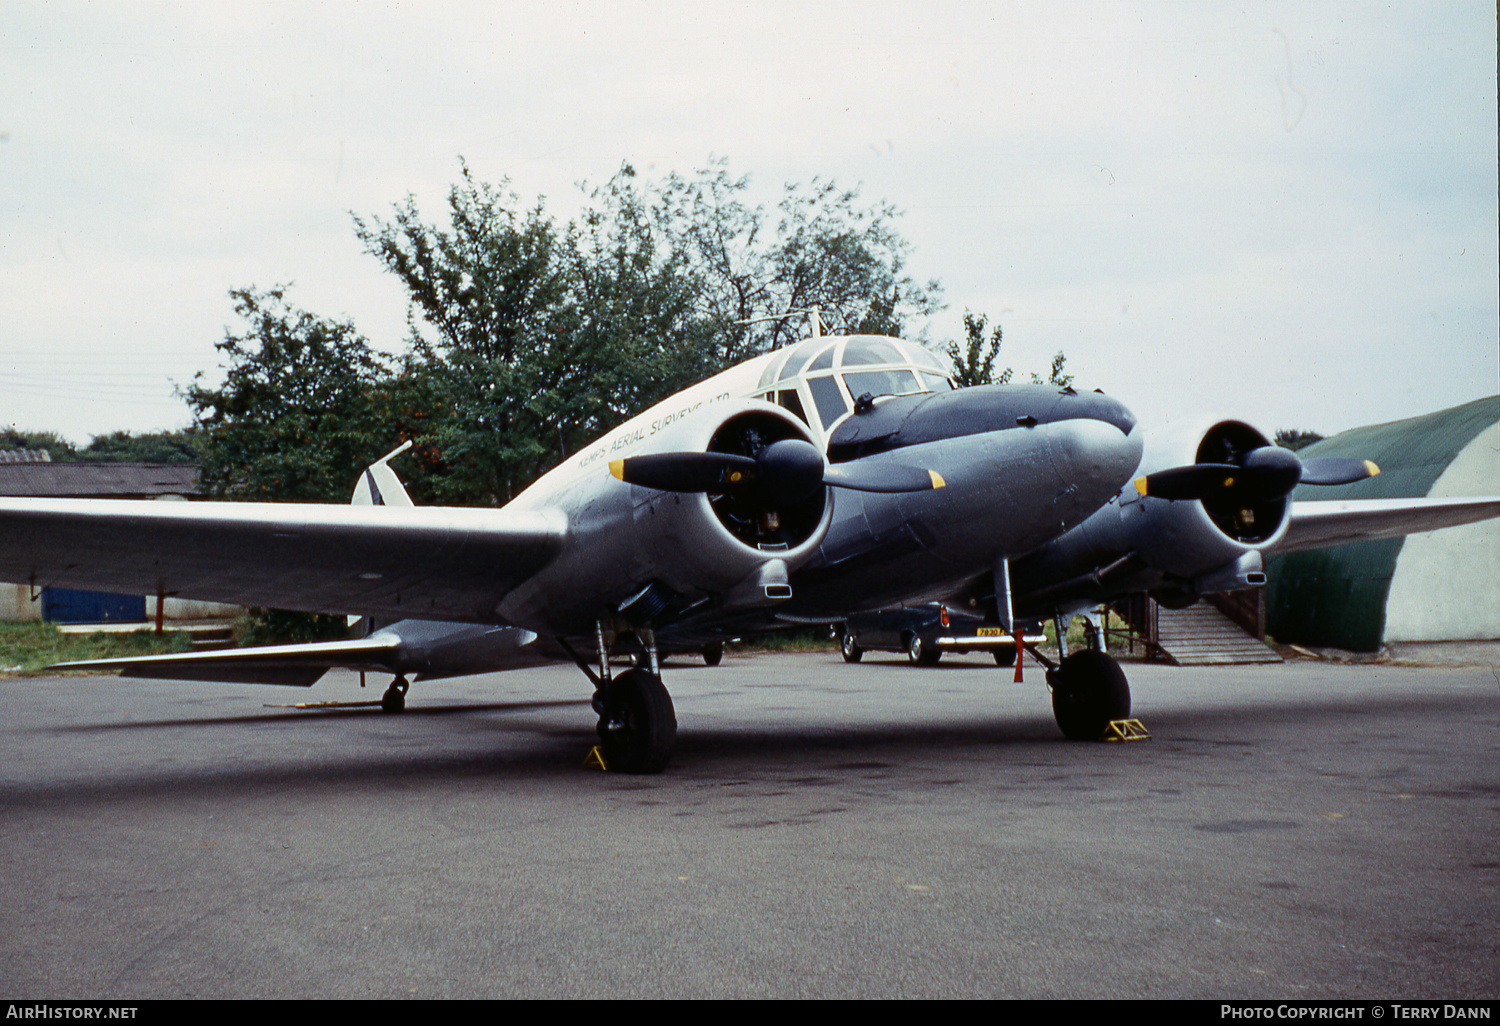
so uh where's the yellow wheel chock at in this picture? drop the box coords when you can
[1103,718,1150,742]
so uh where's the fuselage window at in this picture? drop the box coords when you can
[806,375,849,430]
[777,388,809,426]
[842,368,921,399]
[758,350,793,392]
[840,339,906,367]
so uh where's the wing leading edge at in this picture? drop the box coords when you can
[0,498,567,624]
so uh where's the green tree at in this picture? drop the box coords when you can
[354,162,723,504]
[638,157,943,364]
[190,158,948,508]
[77,429,201,463]
[183,286,393,503]
[1275,429,1324,451]
[0,428,76,460]
[945,312,1013,388]
[944,311,1070,388]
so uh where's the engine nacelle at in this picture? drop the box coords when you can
[498,401,832,634]
[1011,421,1288,613]
[630,405,831,598]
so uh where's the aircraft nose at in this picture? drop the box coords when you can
[1046,404,1143,494]
[1051,388,1136,439]
[826,382,1141,496]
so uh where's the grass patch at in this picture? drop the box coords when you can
[727,626,837,654]
[0,622,192,675]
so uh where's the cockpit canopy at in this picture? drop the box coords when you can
[753,335,954,443]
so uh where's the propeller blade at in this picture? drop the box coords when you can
[614,440,945,500]
[611,452,758,493]
[1135,447,1382,502]
[824,463,946,493]
[1134,464,1241,500]
[1299,457,1380,486]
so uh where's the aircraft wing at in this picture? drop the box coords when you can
[0,498,567,623]
[1278,496,1500,554]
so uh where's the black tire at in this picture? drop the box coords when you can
[993,646,1017,668]
[840,629,863,663]
[702,642,723,667]
[596,668,677,773]
[1049,650,1130,741]
[907,633,941,667]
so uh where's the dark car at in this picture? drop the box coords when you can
[838,604,1045,667]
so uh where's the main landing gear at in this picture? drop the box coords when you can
[567,623,677,773]
[1047,650,1130,741]
[594,668,676,773]
[1021,613,1133,741]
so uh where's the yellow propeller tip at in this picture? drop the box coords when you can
[609,459,625,481]
[1365,460,1380,477]
[929,470,946,489]
[1134,477,1149,496]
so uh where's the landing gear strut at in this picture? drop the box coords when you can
[381,675,409,714]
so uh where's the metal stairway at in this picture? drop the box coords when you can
[1151,601,1283,666]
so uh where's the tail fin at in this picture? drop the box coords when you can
[351,440,415,508]
[349,440,415,633]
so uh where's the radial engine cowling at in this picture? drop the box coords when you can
[1012,421,1290,612]
[501,402,833,633]
[629,405,832,597]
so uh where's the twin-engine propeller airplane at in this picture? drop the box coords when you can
[3,331,1497,771]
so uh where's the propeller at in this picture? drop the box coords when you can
[611,438,944,505]
[1134,447,1379,503]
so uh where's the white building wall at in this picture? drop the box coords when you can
[1384,421,1500,641]
[0,583,42,622]
[147,596,242,620]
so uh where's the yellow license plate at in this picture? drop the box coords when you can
[977,627,1010,637]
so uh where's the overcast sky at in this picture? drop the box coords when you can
[3,1,1496,452]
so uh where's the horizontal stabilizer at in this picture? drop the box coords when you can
[49,634,407,687]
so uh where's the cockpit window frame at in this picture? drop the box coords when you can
[754,335,955,444]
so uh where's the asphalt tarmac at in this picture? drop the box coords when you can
[2,650,1497,999]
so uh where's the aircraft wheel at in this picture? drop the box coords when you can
[840,629,863,663]
[702,643,723,667]
[381,676,409,715]
[907,633,941,667]
[993,647,1016,668]
[596,668,677,774]
[1049,650,1130,741]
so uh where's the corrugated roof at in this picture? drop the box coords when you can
[1286,396,1499,503]
[0,463,199,498]
[1265,396,1499,650]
